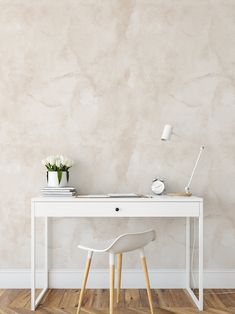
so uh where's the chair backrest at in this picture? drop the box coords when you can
[107,229,156,254]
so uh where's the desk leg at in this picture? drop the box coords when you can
[34,217,49,309]
[31,205,35,310]
[199,204,203,310]
[186,217,190,290]
[31,212,49,311]
[45,217,48,289]
[186,211,203,311]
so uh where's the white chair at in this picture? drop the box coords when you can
[76,229,156,314]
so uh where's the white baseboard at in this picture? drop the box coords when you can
[0,268,234,289]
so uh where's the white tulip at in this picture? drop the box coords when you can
[41,159,47,166]
[65,160,70,167]
[55,159,61,168]
[64,159,69,167]
[67,159,74,167]
[60,155,68,166]
[46,156,53,165]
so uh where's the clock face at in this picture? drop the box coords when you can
[151,179,165,195]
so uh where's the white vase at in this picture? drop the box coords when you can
[47,171,68,187]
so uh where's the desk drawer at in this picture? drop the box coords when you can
[33,201,200,217]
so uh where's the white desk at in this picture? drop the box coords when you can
[31,195,203,310]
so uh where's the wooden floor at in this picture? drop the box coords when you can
[0,289,234,314]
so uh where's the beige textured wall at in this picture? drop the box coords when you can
[0,0,235,270]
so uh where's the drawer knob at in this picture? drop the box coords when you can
[115,207,120,212]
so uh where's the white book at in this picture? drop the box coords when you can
[41,192,76,194]
[77,195,108,198]
[42,190,76,194]
[42,194,76,197]
[42,193,76,197]
[107,193,139,198]
[42,187,76,191]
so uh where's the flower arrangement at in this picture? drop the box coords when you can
[42,155,74,184]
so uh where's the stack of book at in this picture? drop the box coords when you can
[41,187,77,197]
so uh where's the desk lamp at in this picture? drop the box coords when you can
[161,124,204,196]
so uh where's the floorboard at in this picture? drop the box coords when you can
[0,289,234,314]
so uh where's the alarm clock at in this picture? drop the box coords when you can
[151,179,165,195]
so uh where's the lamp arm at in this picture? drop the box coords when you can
[185,146,205,194]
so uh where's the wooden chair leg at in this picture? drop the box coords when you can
[77,251,93,314]
[140,250,154,314]
[109,253,115,314]
[116,253,122,303]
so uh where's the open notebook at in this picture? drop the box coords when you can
[77,193,141,198]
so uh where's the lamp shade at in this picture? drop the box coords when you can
[161,124,173,141]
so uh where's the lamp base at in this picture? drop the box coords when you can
[167,192,192,197]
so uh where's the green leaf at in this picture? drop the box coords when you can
[57,170,62,184]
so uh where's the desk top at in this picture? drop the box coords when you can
[32,195,203,202]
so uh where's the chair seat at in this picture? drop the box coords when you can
[78,238,116,252]
[78,229,156,254]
